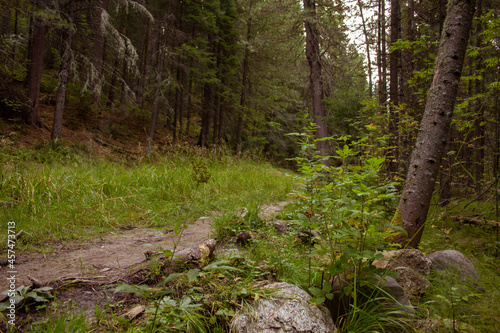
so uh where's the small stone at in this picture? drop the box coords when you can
[121,305,145,321]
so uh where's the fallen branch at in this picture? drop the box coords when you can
[451,215,500,228]
[463,179,498,210]
[56,275,113,287]
[163,239,217,274]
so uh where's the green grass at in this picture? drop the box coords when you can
[0,144,295,253]
[417,200,500,333]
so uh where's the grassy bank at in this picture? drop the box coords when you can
[0,143,295,252]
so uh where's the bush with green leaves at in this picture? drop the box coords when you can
[288,125,405,329]
[114,257,275,332]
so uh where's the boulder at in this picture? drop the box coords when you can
[231,282,336,333]
[374,275,414,314]
[373,249,431,294]
[326,274,414,320]
[426,250,479,280]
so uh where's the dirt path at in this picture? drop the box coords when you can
[1,219,212,291]
[0,202,289,291]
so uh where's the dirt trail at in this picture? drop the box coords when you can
[1,219,212,291]
[0,202,288,291]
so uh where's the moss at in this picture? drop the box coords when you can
[391,208,403,227]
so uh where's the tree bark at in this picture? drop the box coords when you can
[236,14,252,155]
[24,1,47,127]
[303,0,328,157]
[377,0,387,132]
[395,0,476,248]
[473,0,484,194]
[389,0,401,177]
[358,0,373,98]
[198,82,213,148]
[91,0,106,105]
[51,20,74,141]
[146,23,166,157]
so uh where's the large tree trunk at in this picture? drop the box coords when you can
[303,0,328,157]
[24,2,47,127]
[395,0,475,248]
[91,0,106,105]
[136,19,150,108]
[236,15,252,155]
[377,0,387,133]
[473,0,484,194]
[146,24,166,157]
[388,0,400,177]
[358,0,373,98]
[198,82,213,148]
[51,25,74,141]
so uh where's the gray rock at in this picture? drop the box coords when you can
[231,282,337,333]
[373,275,415,315]
[373,249,431,294]
[426,250,479,280]
[326,274,414,320]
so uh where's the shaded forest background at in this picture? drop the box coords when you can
[0,0,499,199]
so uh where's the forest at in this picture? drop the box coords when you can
[1,0,500,331]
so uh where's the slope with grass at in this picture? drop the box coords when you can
[0,145,294,253]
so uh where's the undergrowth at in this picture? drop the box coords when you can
[0,143,294,252]
[1,130,499,332]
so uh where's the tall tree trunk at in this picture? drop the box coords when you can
[13,0,19,58]
[395,0,475,248]
[438,128,453,204]
[389,0,401,177]
[24,1,47,127]
[358,0,373,98]
[236,14,252,154]
[136,19,150,107]
[91,0,106,104]
[173,67,182,144]
[51,12,74,141]
[119,44,129,104]
[473,0,484,194]
[146,25,166,157]
[106,53,120,109]
[198,82,213,148]
[303,0,328,157]
[186,75,193,140]
[377,0,387,132]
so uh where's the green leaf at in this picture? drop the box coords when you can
[309,286,323,298]
[187,269,200,282]
[179,296,191,308]
[158,273,185,286]
[203,260,242,272]
[297,213,308,223]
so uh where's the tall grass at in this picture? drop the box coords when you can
[0,143,294,252]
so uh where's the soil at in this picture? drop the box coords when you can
[0,217,214,291]
[0,202,289,329]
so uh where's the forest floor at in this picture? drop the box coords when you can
[0,218,212,291]
[1,96,173,163]
[0,201,289,330]
[0,202,288,291]
[0,102,294,330]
